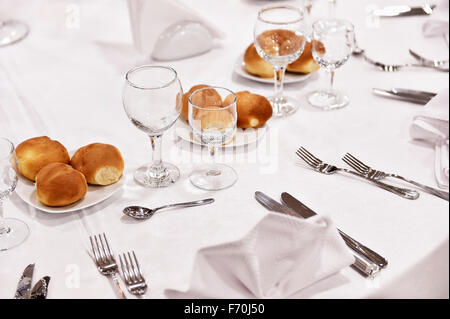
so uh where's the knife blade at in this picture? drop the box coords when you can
[30,276,50,299]
[14,263,35,299]
[281,192,388,269]
[373,88,432,104]
[373,4,435,17]
[255,191,381,276]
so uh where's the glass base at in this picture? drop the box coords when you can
[308,90,349,110]
[189,164,237,191]
[0,20,29,47]
[268,95,300,117]
[0,218,30,251]
[134,162,180,188]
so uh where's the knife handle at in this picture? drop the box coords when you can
[339,230,388,268]
[352,255,380,277]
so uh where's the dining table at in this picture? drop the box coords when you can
[0,0,448,299]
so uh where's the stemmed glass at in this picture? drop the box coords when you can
[254,5,307,117]
[122,65,183,187]
[0,20,29,47]
[308,19,354,110]
[188,87,238,191]
[0,137,29,251]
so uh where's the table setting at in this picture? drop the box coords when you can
[0,0,448,300]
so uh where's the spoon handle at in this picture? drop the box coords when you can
[153,198,215,213]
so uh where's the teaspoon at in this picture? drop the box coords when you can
[123,198,215,220]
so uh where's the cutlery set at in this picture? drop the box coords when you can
[90,233,147,298]
[297,146,448,201]
[14,264,50,299]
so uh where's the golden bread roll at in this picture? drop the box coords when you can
[223,91,272,129]
[287,41,325,74]
[16,136,70,181]
[181,85,222,122]
[71,143,124,185]
[36,163,87,207]
[244,43,274,78]
[256,29,304,56]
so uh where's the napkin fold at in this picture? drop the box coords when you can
[165,213,354,299]
[410,88,449,188]
[127,0,226,59]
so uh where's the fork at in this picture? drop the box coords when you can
[343,153,449,201]
[408,49,449,68]
[296,147,419,200]
[364,56,449,72]
[89,233,127,299]
[119,251,148,296]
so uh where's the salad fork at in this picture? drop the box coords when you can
[342,153,449,201]
[119,251,148,296]
[364,56,449,72]
[296,147,419,200]
[89,233,127,299]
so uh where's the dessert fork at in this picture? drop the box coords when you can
[119,251,147,296]
[296,147,419,200]
[364,56,449,72]
[342,153,449,201]
[89,233,127,299]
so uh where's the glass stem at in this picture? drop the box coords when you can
[328,70,335,95]
[0,202,10,235]
[272,65,286,113]
[147,134,166,179]
[329,0,336,16]
[206,144,220,176]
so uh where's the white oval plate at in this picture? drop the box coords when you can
[175,120,267,148]
[234,54,313,84]
[15,173,125,214]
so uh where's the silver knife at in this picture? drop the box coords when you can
[30,276,50,299]
[281,192,388,269]
[373,4,435,17]
[373,88,434,104]
[254,192,381,277]
[14,264,35,299]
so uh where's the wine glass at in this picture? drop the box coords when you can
[0,137,29,251]
[188,86,238,191]
[0,20,29,47]
[254,5,307,117]
[308,19,354,110]
[122,65,183,187]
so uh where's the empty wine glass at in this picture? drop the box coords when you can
[122,65,183,187]
[308,19,354,110]
[254,5,307,117]
[0,20,29,47]
[188,87,238,190]
[0,137,29,251]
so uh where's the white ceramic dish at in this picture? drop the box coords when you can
[175,120,267,148]
[15,173,124,214]
[234,54,313,84]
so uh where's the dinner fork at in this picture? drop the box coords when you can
[296,147,419,200]
[89,233,127,299]
[364,56,449,72]
[342,153,449,201]
[119,251,147,296]
[408,49,449,68]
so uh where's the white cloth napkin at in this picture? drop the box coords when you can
[410,88,449,188]
[423,0,449,44]
[127,0,226,58]
[165,212,354,299]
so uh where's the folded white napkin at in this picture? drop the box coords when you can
[410,88,449,188]
[127,0,226,60]
[423,0,449,44]
[165,212,354,299]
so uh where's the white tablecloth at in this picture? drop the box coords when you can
[0,0,448,299]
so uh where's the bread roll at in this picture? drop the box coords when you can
[71,143,124,185]
[36,163,87,207]
[181,85,222,122]
[243,43,274,78]
[287,41,324,74]
[16,136,70,181]
[223,91,272,129]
